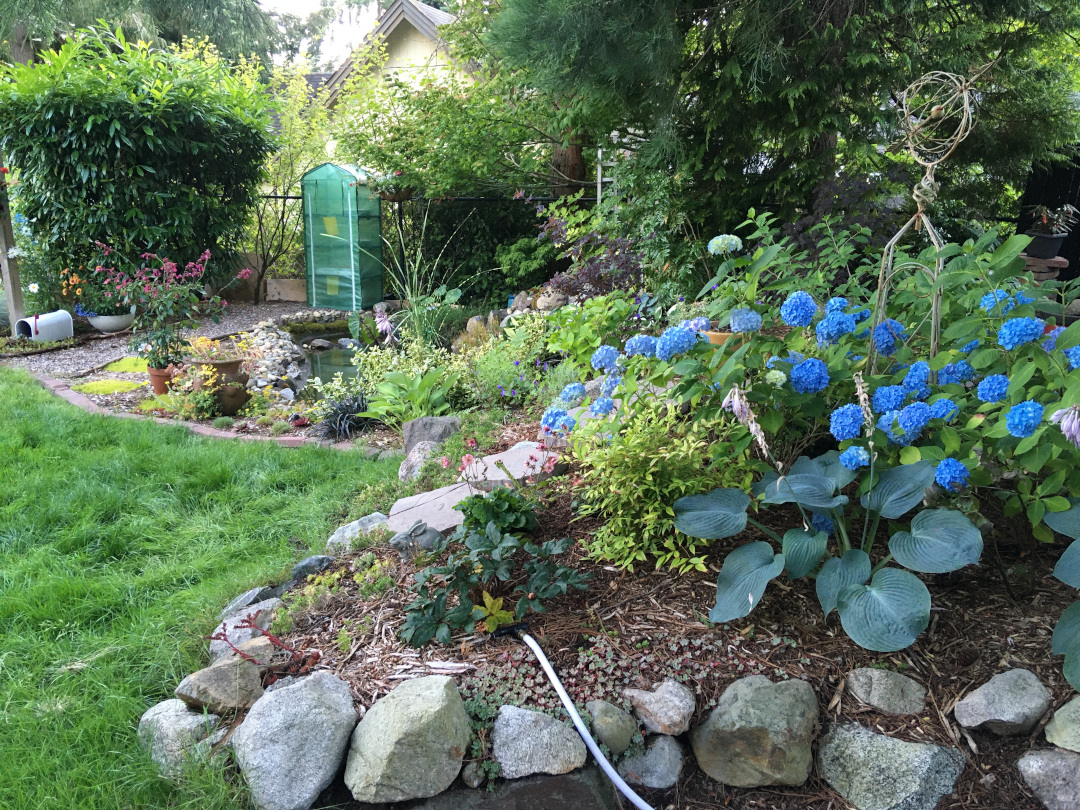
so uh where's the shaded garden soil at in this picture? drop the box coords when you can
[270,476,1075,810]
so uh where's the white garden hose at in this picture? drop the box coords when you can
[498,625,655,810]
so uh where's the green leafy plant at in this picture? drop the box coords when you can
[456,487,538,534]
[546,291,637,371]
[573,402,758,572]
[360,367,459,429]
[270,421,292,437]
[211,416,235,430]
[475,591,516,632]
[0,29,271,273]
[400,523,592,646]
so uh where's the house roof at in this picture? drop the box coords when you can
[323,0,455,108]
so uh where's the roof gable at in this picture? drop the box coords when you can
[323,0,455,107]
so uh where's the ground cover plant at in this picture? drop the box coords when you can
[0,367,399,810]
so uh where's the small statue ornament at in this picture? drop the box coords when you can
[389,520,443,559]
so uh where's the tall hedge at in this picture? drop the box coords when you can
[0,29,273,271]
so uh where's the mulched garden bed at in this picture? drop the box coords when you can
[272,461,1074,810]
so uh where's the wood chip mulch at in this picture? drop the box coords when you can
[274,475,1073,810]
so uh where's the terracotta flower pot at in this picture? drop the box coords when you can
[379,187,415,203]
[705,330,746,350]
[147,365,177,395]
[188,358,251,416]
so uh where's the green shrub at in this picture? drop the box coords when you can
[359,368,458,430]
[270,421,292,436]
[456,488,538,534]
[494,235,560,295]
[211,416,235,430]
[256,415,275,427]
[572,403,755,572]
[0,29,271,275]
[400,524,592,646]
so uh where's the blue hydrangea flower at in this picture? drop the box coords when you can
[1006,400,1042,438]
[1042,327,1065,352]
[825,297,849,313]
[708,234,742,255]
[790,358,829,394]
[929,398,959,422]
[816,310,856,346]
[871,385,905,414]
[1016,290,1036,306]
[980,289,1015,314]
[780,291,816,327]
[559,383,586,403]
[811,512,834,536]
[961,340,980,353]
[601,373,621,397]
[937,361,975,386]
[852,308,871,324]
[997,317,1044,351]
[1066,347,1080,371]
[541,407,576,434]
[872,319,908,356]
[977,374,1009,403]
[729,308,763,333]
[829,403,864,441]
[591,345,620,371]
[766,351,805,369]
[876,410,915,446]
[839,446,870,470]
[679,317,711,333]
[591,397,615,416]
[935,458,970,491]
[656,326,698,362]
[898,402,931,435]
[902,361,930,394]
[624,334,657,357]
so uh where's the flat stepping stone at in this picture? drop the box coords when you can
[388,483,473,533]
[459,442,563,490]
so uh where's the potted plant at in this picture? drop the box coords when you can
[372,170,414,202]
[1025,203,1079,259]
[124,249,250,394]
[184,336,258,415]
[60,253,137,332]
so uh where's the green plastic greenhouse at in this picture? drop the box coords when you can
[301,163,383,310]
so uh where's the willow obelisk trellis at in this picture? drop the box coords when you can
[867,68,986,373]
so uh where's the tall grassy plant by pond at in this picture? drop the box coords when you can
[0,368,399,810]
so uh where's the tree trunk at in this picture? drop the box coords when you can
[9,24,34,65]
[1,29,32,334]
[551,132,587,198]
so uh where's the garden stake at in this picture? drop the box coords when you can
[493,623,655,810]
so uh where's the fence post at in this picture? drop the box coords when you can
[0,149,25,336]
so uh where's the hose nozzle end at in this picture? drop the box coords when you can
[492,622,529,641]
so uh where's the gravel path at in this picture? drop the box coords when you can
[4,302,308,379]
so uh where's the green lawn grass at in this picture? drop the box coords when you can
[0,367,399,809]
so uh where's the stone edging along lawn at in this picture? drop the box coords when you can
[30,371,374,454]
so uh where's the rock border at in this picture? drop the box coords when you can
[30,371,389,454]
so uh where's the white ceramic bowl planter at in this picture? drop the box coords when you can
[87,306,136,333]
[15,310,74,342]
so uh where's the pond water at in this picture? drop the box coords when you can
[306,347,357,385]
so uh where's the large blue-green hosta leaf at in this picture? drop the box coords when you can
[759,474,848,512]
[1053,600,1080,691]
[673,488,750,540]
[1053,540,1080,588]
[709,542,786,623]
[1045,498,1080,540]
[836,568,931,652]
[861,461,935,519]
[816,549,871,615]
[790,451,859,493]
[888,509,983,574]
[782,529,828,579]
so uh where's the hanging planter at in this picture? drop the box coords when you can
[87,306,136,333]
[378,187,415,203]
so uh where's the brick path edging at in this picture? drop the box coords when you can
[31,371,376,454]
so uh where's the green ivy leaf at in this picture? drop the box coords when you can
[836,568,931,652]
[888,508,983,573]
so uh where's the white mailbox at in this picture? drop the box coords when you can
[15,310,74,342]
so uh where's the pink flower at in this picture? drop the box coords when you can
[439,456,450,469]
[542,456,557,474]
[465,437,477,449]
[237,267,252,280]
[457,453,476,473]
[221,300,228,307]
